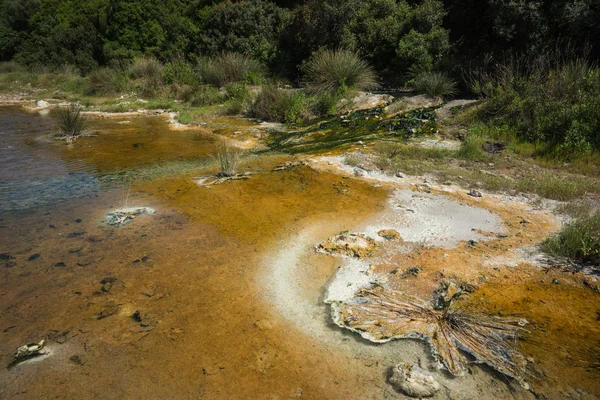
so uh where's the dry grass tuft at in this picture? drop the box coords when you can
[334,285,529,386]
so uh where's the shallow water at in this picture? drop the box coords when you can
[0,106,598,399]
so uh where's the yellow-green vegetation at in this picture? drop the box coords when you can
[542,213,600,265]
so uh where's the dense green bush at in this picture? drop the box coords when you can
[472,56,600,152]
[303,49,376,93]
[250,85,310,123]
[198,52,264,87]
[195,1,290,67]
[541,213,600,265]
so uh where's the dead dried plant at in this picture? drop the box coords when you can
[333,285,529,387]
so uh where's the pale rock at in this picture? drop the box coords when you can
[389,363,441,398]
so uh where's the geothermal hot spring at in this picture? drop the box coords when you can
[1,105,598,399]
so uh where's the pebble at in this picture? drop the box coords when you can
[468,189,483,198]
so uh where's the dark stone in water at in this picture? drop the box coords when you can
[28,254,40,261]
[67,232,85,238]
[75,219,82,223]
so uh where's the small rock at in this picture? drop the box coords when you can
[54,262,66,267]
[233,131,242,135]
[552,279,560,285]
[69,355,85,365]
[353,168,364,177]
[468,189,483,198]
[100,278,114,293]
[395,172,404,178]
[37,100,50,109]
[388,363,440,398]
[378,229,401,240]
[28,254,40,261]
[253,134,261,139]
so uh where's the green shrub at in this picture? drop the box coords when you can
[412,71,457,99]
[191,87,223,106]
[311,92,339,117]
[303,49,376,94]
[175,84,195,102]
[199,52,264,87]
[129,57,163,96]
[456,134,487,161]
[250,85,310,123]
[129,57,164,81]
[471,55,600,153]
[51,104,88,144]
[541,213,600,265]
[85,67,124,95]
[164,60,197,86]
[222,83,251,115]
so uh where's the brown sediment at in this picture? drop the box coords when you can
[135,155,389,249]
[0,160,392,399]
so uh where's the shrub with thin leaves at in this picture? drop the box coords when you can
[52,104,88,144]
[303,49,376,94]
[412,71,457,99]
[199,52,264,87]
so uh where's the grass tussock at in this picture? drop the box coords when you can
[303,49,377,94]
[52,104,88,144]
[214,140,242,177]
[199,52,264,87]
[412,71,457,99]
[541,213,600,265]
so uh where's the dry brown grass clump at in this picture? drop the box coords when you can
[333,285,529,386]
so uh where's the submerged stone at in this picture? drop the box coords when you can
[105,207,156,227]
